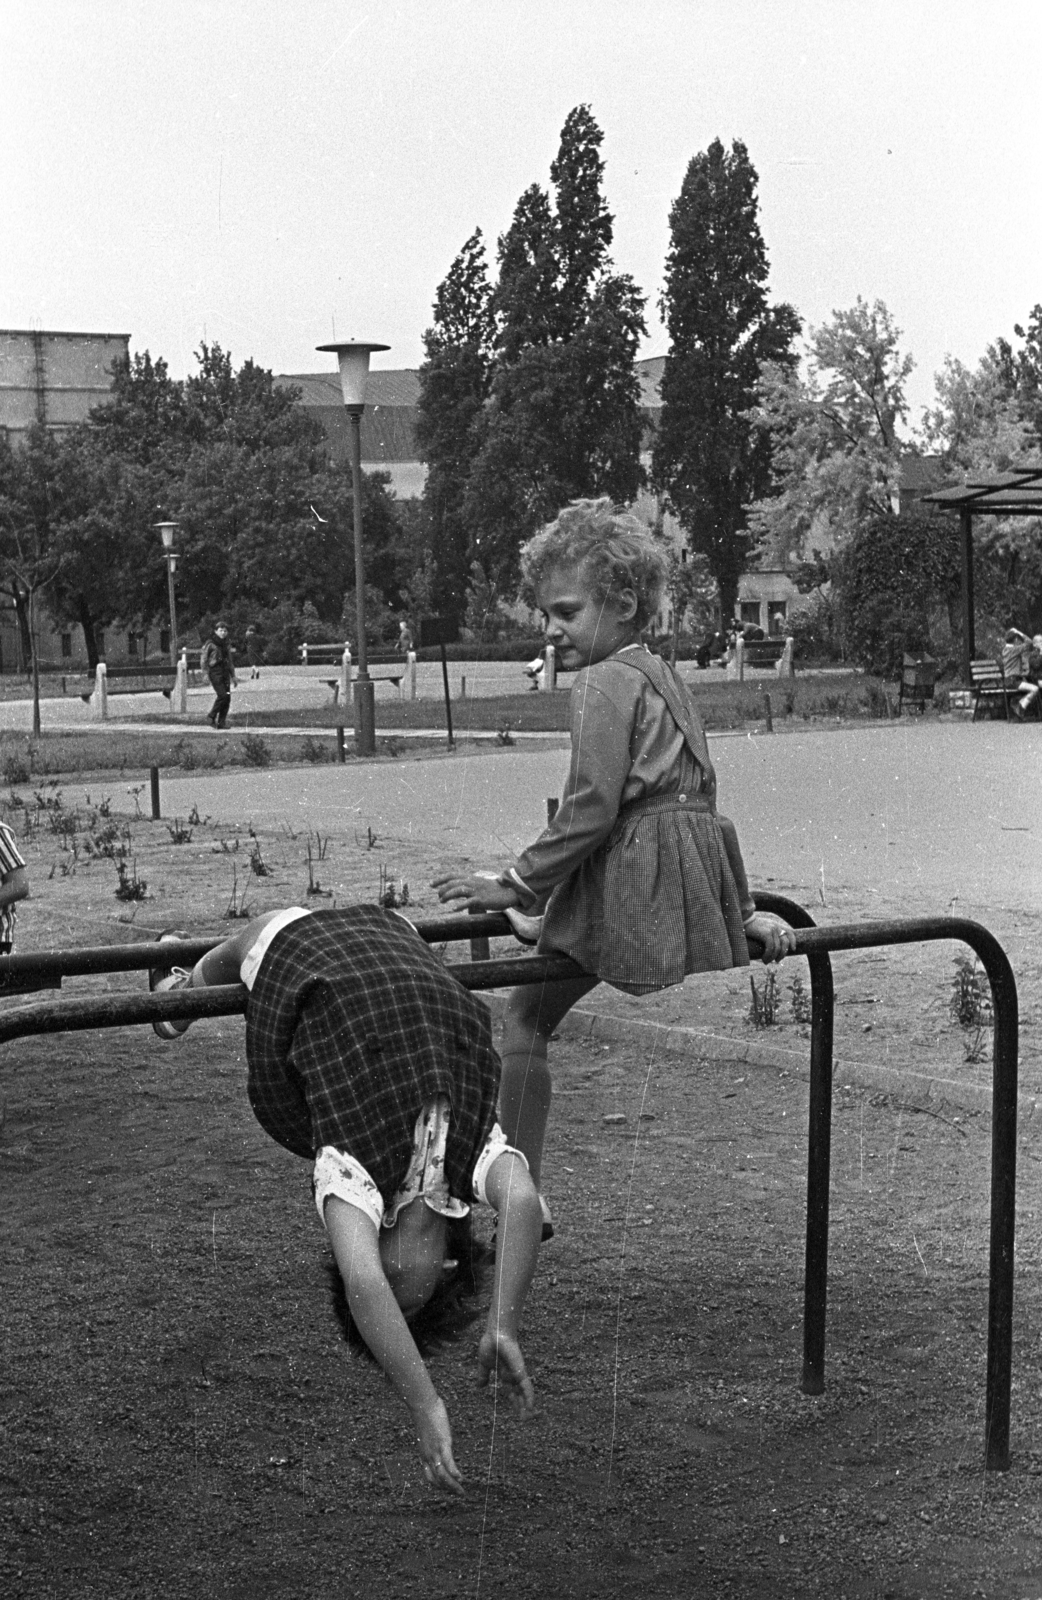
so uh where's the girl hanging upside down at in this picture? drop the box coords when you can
[150,903,542,1497]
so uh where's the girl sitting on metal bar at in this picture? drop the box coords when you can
[433,498,795,1223]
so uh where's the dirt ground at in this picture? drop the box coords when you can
[2,782,1042,1598]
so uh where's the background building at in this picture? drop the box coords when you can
[0,328,129,447]
[0,329,129,671]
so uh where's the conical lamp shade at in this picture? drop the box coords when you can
[316,342,390,408]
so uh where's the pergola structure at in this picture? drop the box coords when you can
[923,466,1042,683]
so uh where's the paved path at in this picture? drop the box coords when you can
[0,657,835,731]
[75,719,1042,918]
[21,715,1042,1111]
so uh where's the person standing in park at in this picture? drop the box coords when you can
[245,624,264,680]
[200,620,236,728]
[433,499,794,1219]
[397,618,414,655]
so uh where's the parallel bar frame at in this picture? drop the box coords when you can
[0,897,1017,1469]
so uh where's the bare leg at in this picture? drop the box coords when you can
[498,973,599,1187]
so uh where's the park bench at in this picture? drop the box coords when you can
[742,637,789,668]
[970,657,1020,721]
[727,635,795,681]
[64,663,179,703]
[324,652,409,703]
[0,893,1017,1472]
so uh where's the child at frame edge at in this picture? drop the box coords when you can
[0,815,29,960]
[149,903,542,1497]
[433,498,796,1211]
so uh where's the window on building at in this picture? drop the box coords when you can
[739,602,761,627]
[60,633,72,658]
[767,601,788,635]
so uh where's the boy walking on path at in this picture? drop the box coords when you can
[0,819,28,956]
[200,621,236,727]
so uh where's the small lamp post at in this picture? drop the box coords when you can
[316,340,390,756]
[155,522,179,666]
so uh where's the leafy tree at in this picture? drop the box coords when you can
[0,426,66,729]
[834,509,961,675]
[748,297,912,569]
[43,343,411,657]
[994,304,1042,445]
[652,138,799,624]
[414,231,496,623]
[463,105,647,591]
[921,342,1042,638]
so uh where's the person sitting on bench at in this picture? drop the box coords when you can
[149,903,542,1496]
[1013,634,1042,719]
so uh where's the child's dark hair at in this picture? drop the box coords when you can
[519,497,667,630]
[326,1214,490,1358]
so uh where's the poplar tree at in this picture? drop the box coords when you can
[414,230,496,623]
[653,138,798,623]
[464,105,646,593]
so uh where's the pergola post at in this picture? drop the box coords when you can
[960,507,975,685]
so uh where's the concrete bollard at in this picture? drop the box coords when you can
[407,650,417,700]
[339,646,351,708]
[776,637,795,679]
[91,662,108,721]
[150,766,161,819]
[174,650,188,714]
[541,643,556,691]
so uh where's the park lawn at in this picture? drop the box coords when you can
[0,670,916,785]
[236,671,896,736]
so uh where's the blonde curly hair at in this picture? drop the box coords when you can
[519,499,667,630]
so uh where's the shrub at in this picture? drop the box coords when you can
[242,734,271,768]
[2,747,31,786]
[834,510,960,676]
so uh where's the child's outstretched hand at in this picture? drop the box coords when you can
[431,871,520,913]
[744,912,797,964]
[412,1394,464,1496]
[477,1330,536,1418]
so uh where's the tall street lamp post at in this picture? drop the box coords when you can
[155,521,179,666]
[317,340,389,757]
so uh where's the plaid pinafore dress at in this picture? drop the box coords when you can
[538,652,751,995]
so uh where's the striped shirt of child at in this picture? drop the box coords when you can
[0,820,26,950]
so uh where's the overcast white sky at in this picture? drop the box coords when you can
[4,1,1040,430]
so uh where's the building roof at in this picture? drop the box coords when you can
[276,369,421,408]
[923,465,1042,517]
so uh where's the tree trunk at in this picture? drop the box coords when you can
[717,576,739,635]
[29,587,41,739]
[12,590,32,678]
[76,596,99,671]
